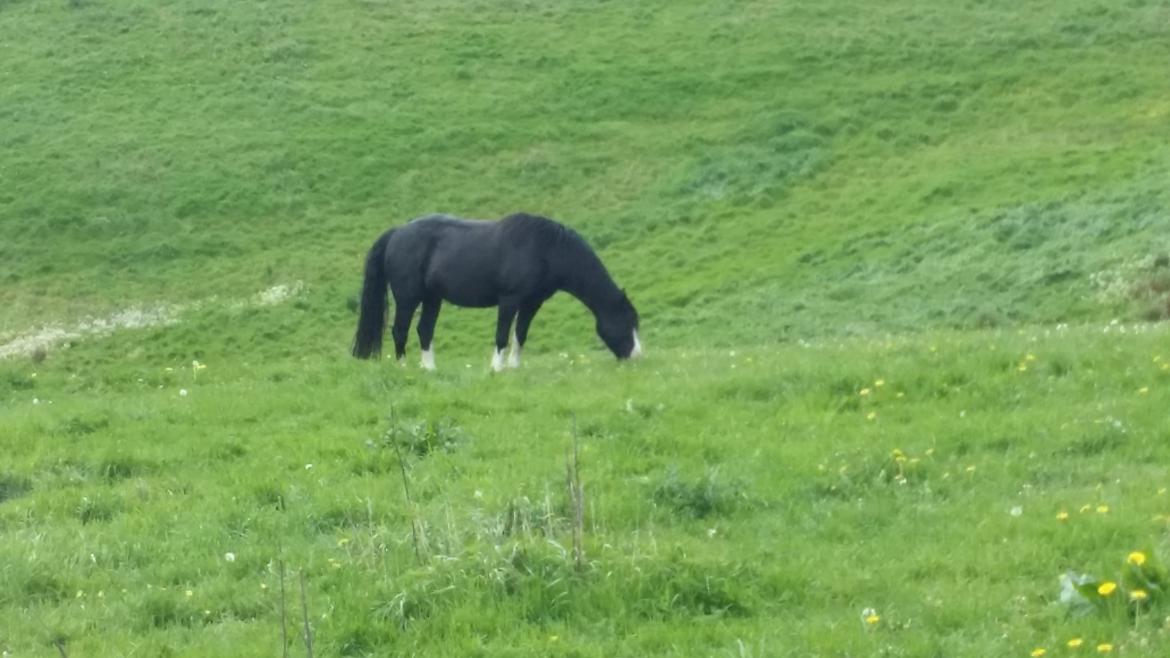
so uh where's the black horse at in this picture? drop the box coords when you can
[352,212,642,371]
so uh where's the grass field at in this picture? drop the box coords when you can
[3,0,1170,656]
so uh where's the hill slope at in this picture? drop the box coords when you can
[2,0,1168,347]
[3,1,1170,657]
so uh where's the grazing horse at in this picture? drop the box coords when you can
[351,212,642,371]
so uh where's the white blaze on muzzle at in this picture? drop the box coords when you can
[630,329,643,358]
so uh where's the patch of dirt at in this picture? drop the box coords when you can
[0,281,306,360]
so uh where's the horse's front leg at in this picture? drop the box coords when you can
[492,300,519,372]
[508,301,544,368]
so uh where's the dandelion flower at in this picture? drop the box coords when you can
[1056,511,1070,521]
[865,613,880,625]
[1097,581,1117,596]
[874,379,885,387]
[1097,505,1109,514]
[1127,551,1147,566]
[1018,363,1028,372]
[1130,589,1148,601]
[866,411,877,421]
[860,388,872,396]
[1031,649,1047,657]
[185,589,194,597]
[1138,387,1149,395]
[1096,644,1112,654]
[1067,638,1083,649]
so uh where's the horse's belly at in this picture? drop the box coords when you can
[427,271,498,308]
[424,234,504,307]
[442,288,497,308]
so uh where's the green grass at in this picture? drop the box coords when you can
[3,0,1170,655]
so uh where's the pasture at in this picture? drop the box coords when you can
[2,1,1170,656]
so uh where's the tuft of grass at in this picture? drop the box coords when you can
[651,466,751,520]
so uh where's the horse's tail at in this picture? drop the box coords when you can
[352,229,395,359]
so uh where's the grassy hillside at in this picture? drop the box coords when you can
[2,0,1170,656]
[3,0,1169,343]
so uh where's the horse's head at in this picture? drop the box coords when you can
[597,290,642,360]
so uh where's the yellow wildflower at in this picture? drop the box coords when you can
[865,613,880,625]
[866,411,877,421]
[1138,387,1149,395]
[1067,638,1083,648]
[1130,589,1148,601]
[1056,511,1070,521]
[1097,581,1117,596]
[1031,649,1047,657]
[1127,551,1147,566]
[1018,363,1028,372]
[874,379,885,387]
[860,388,872,396]
[1096,644,1112,654]
[1097,505,1109,514]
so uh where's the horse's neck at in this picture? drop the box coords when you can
[558,250,621,316]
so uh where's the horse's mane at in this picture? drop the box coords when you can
[500,213,631,317]
[499,212,594,256]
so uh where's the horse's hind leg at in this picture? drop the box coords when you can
[416,298,442,370]
[391,300,419,363]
